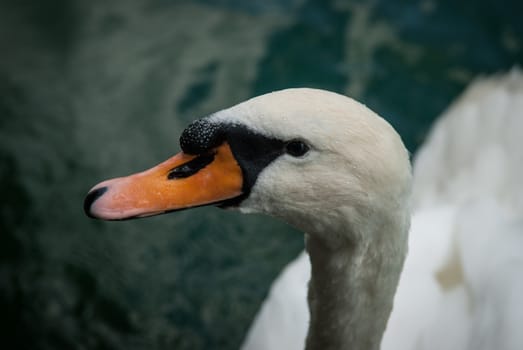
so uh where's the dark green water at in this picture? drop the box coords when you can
[0,0,521,349]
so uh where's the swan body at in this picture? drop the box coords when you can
[242,70,523,350]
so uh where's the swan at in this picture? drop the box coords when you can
[242,70,523,350]
[84,71,523,349]
[85,88,411,349]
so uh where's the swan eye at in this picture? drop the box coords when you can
[285,140,310,157]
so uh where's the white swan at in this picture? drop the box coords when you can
[242,70,523,350]
[85,88,411,349]
[83,71,523,349]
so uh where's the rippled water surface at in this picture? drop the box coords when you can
[1,0,522,349]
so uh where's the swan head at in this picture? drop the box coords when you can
[85,88,411,244]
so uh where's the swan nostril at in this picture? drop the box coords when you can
[84,186,108,218]
[167,153,215,179]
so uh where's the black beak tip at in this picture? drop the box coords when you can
[84,186,108,218]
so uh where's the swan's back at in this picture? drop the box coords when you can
[383,68,523,350]
[412,69,523,212]
[242,69,523,350]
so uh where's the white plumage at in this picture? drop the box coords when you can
[242,69,523,350]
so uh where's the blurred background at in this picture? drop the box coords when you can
[0,0,521,349]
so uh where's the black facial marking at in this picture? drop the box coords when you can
[167,153,215,179]
[178,118,288,207]
[180,119,224,155]
[225,126,285,193]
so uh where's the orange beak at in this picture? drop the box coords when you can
[84,142,243,220]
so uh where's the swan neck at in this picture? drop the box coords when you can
[304,222,407,350]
